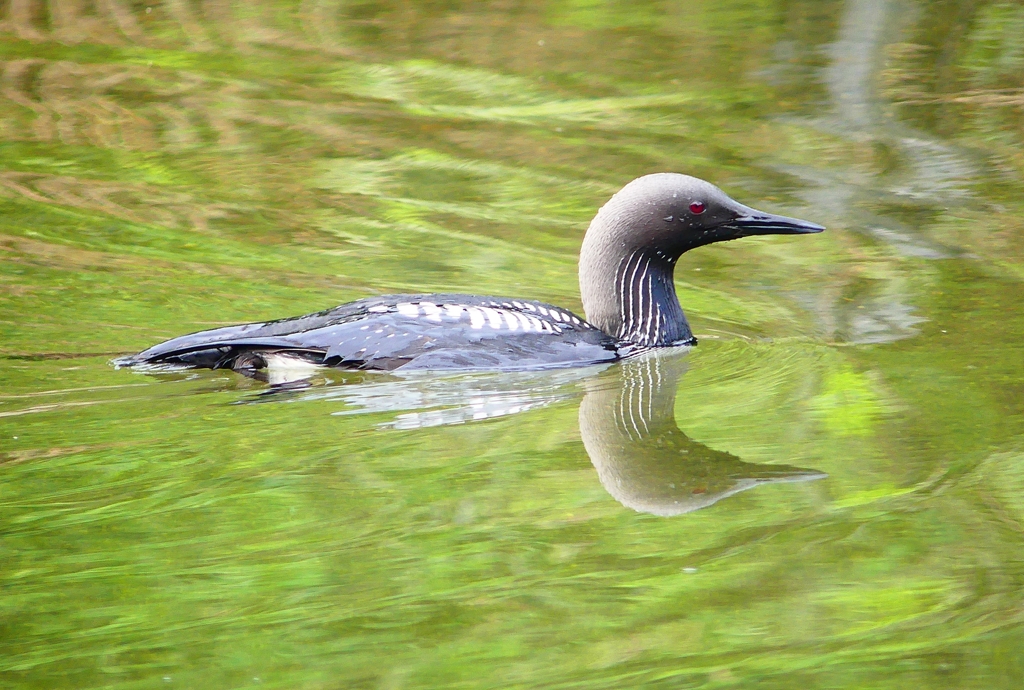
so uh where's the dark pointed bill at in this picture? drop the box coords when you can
[725,209,825,236]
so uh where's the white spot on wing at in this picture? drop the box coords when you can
[468,307,485,329]
[515,312,533,331]
[502,311,520,331]
[481,307,503,329]
[367,305,388,313]
[397,302,419,318]
[443,304,464,319]
[419,301,443,322]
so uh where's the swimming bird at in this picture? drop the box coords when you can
[116,173,823,374]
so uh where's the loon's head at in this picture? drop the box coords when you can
[599,173,825,253]
[579,173,824,347]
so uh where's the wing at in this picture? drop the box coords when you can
[117,294,623,372]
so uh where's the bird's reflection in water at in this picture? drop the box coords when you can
[579,351,826,516]
[160,348,824,514]
[258,365,605,429]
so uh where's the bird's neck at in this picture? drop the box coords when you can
[579,242,694,348]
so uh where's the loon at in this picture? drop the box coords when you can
[116,174,823,374]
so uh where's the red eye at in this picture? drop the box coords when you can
[689,201,706,214]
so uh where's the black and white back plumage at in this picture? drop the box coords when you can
[118,294,625,372]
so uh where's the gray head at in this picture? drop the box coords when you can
[579,173,824,347]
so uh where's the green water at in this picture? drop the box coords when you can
[2,1,1024,687]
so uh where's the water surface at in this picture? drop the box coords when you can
[2,1,1024,688]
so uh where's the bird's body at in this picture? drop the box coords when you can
[117,174,823,375]
[128,294,624,373]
